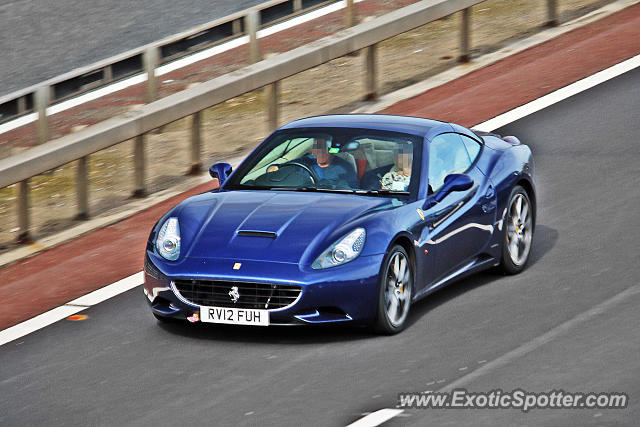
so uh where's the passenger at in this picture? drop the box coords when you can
[380,144,412,191]
[360,143,412,191]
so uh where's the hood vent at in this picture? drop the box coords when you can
[237,230,277,238]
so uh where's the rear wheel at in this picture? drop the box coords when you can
[374,245,413,334]
[499,185,534,274]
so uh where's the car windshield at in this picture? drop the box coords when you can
[224,128,422,196]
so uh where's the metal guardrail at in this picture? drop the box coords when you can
[0,0,560,242]
[0,0,340,127]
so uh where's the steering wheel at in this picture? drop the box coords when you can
[276,161,318,184]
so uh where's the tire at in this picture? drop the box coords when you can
[499,185,534,274]
[374,245,413,334]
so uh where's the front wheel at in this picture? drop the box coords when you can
[499,185,534,274]
[374,245,413,334]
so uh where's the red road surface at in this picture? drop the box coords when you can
[1,3,639,330]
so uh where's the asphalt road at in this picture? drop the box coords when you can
[1,68,639,426]
[0,0,265,96]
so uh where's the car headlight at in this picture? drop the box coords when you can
[312,228,365,269]
[156,217,181,261]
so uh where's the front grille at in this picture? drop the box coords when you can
[173,279,302,310]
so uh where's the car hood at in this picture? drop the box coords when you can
[177,190,393,263]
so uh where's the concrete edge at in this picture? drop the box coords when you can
[1,0,637,269]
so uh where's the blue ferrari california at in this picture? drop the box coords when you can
[143,114,535,333]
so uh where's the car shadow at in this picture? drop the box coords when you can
[158,224,558,344]
[156,316,378,344]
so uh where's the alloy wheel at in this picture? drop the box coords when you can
[506,193,532,266]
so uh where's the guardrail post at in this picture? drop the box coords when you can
[133,135,147,197]
[232,18,242,34]
[35,86,49,144]
[546,0,558,26]
[459,7,471,63]
[346,0,356,27]
[143,47,160,103]
[76,156,89,219]
[266,81,280,132]
[17,180,31,243]
[245,10,262,63]
[189,112,203,175]
[364,44,378,101]
[17,96,27,114]
[293,0,303,12]
[103,65,113,84]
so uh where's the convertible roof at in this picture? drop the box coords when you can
[280,114,452,137]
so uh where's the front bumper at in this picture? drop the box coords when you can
[143,252,384,325]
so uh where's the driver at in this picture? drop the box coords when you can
[298,138,358,188]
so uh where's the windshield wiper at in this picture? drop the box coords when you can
[270,186,318,191]
[270,187,357,194]
[360,189,410,197]
[270,187,410,196]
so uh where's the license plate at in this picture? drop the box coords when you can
[200,306,269,326]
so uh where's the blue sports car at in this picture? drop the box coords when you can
[143,114,535,333]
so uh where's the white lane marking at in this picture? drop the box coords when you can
[346,409,404,427]
[47,74,148,116]
[258,0,353,38]
[0,112,37,135]
[474,53,640,132]
[0,305,86,347]
[0,0,362,135]
[156,36,249,76]
[68,271,144,306]
[0,271,143,347]
[437,284,640,392]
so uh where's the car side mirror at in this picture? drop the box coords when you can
[209,162,233,186]
[433,173,474,203]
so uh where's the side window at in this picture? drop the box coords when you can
[460,134,481,163]
[428,133,472,193]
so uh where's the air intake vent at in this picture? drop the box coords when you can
[237,230,277,238]
[173,280,301,310]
